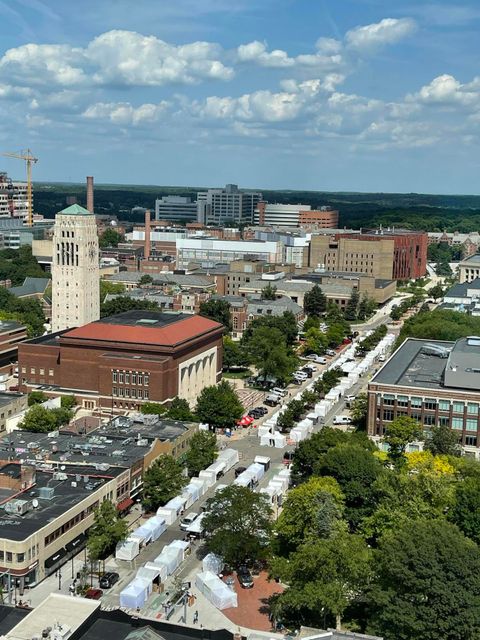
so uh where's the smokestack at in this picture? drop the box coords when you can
[144,209,151,260]
[86,176,94,213]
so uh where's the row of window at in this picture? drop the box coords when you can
[112,370,149,386]
[112,387,149,399]
[381,395,479,414]
[45,501,99,546]
[0,544,39,566]
[381,409,479,431]
[23,367,54,376]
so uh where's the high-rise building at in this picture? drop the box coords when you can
[0,172,29,221]
[197,184,262,226]
[155,196,197,222]
[254,202,339,228]
[51,204,100,332]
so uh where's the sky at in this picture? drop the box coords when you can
[0,0,479,193]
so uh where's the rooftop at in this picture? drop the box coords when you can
[58,204,93,216]
[60,311,222,347]
[106,272,214,287]
[460,254,480,265]
[371,337,480,392]
[9,277,51,298]
[0,392,25,408]
[0,320,25,333]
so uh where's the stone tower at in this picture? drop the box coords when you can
[52,204,100,332]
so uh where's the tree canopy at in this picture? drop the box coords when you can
[244,326,297,383]
[199,299,231,330]
[195,380,244,430]
[185,430,218,476]
[99,228,124,248]
[142,455,188,511]
[304,285,327,316]
[19,405,73,433]
[87,500,129,562]
[397,309,480,345]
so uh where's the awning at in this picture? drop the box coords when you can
[44,547,67,569]
[117,497,134,511]
[66,533,86,553]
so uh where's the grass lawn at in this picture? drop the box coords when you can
[223,369,251,379]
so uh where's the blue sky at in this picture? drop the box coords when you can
[0,0,480,193]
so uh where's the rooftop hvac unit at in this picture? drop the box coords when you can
[5,499,30,515]
[53,472,67,481]
[421,344,451,358]
[71,481,77,487]
[137,439,148,447]
[38,486,55,500]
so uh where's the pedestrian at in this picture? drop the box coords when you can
[193,610,199,624]
[69,583,75,596]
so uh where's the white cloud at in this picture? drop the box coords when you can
[0,43,86,86]
[236,41,294,68]
[83,101,169,125]
[345,18,417,52]
[408,74,480,107]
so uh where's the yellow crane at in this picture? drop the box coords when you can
[2,149,38,227]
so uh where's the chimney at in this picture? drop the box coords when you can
[86,176,94,213]
[144,209,151,260]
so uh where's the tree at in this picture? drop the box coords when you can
[19,405,72,433]
[222,336,250,370]
[99,279,125,301]
[275,476,345,551]
[168,397,195,421]
[344,289,360,321]
[325,323,345,347]
[199,299,231,331]
[397,309,480,346]
[350,393,368,430]
[138,274,154,286]
[277,409,295,433]
[357,295,377,321]
[292,428,353,483]
[271,532,372,630]
[28,391,47,406]
[429,283,444,300]
[425,424,460,457]
[300,390,317,409]
[303,315,320,331]
[195,380,244,430]
[367,520,480,640]
[304,285,327,316]
[100,296,160,318]
[316,444,384,530]
[142,455,188,511]
[245,326,297,383]
[436,260,453,276]
[261,283,277,300]
[384,416,423,465]
[60,395,76,410]
[449,478,480,545]
[202,486,272,566]
[99,228,124,248]
[243,311,298,347]
[87,500,129,567]
[185,431,218,476]
[304,327,327,355]
[141,402,167,416]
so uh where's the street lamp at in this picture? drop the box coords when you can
[58,570,62,591]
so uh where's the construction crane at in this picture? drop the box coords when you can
[2,149,38,227]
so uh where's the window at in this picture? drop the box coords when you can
[452,417,464,430]
[112,388,118,397]
[6,552,12,562]
[49,369,54,376]
[16,553,24,563]
[468,403,479,415]
[397,395,408,407]
[118,388,124,397]
[112,371,117,383]
[144,374,149,386]
[423,414,436,426]
[125,373,130,384]
[21,367,26,374]
[144,390,149,400]
[383,398,394,406]
[138,389,143,399]
[0,551,4,561]
[411,397,422,408]
[439,400,450,411]
[439,416,450,427]
[138,374,143,385]
[119,372,124,383]
[453,402,464,414]
[131,373,137,384]
[410,411,422,421]
[466,435,477,447]
[30,368,35,375]
[131,388,137,399]
[424,399,437,411]
[125,388,130,398]
[466,419,477,432]
[383,409,394,421]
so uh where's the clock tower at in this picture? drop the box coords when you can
[51,204,100,332]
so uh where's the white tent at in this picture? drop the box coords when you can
[115,537,140,561]
[182,483,201,508]
[202,553,224,575]
[144,560,168,583]
[195,571,237,610]
[258,425,273,438]
[247,462,265,482]
[199,469,216,488]
[155,506,177,525]
[273,432,287,448]
[186,512,205,535]
[169,539,190,560]
[131,524,153,545]
[140,516,166,542]
[155,545,183,575]
[136,565,162,583]
[260,434,275,447]
[217,447,239,470]
[120,577,151,609]
[190,477,209,496]
[164,496,187,515]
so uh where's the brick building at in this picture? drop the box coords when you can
[0,320,28,375]
[18,310,223,411]
[307,229,427,280]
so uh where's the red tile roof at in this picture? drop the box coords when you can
[63,315,222,347]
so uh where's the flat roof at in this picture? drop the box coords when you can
[0,463,122,541]
[0,392,25,408]
[62,311,222,347]
[460,254,480,265]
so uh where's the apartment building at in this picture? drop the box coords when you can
[197,184,262,225]
[368,337,480,456]
[0,173,28,221]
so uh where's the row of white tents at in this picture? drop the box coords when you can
[259,467,291,506]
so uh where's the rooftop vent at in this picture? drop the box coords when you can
[38,486,54,500]
[421,344,451,358]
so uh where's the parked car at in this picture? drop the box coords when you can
[300,368,313,378]
[378,354,386,362]
[315,357,328,365]
[326,349,336,357]
[303,363,317,371]
[272,387,287,397]
[265,394,281,407]
[248,409,262,418]
[99,572,119,589]
[295,371,308,380]
[180,512,199,531]
[333,415,353,425]
[84,588,103,600]
[237,566,254,589]
[305,354,319,360]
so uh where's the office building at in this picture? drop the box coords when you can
[459,254,480,283]
[176,237,283,270]
[307,229,427,280]
[0,320,28,375]
[51,204,100,332]
[155,195,197,223]
[254,202,338,228]
[19,310,223,411]
[368,336,480,455]
[197,184,262,225]
[0,392,28,433]
[0,173,28,221]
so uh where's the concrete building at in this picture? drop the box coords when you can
[105,271,216,292]
[459,254,480,283]
[440,279,480,315]
[368,337,480,455]
[155,195,197,222]
[307,229,427,280]
[197,184,262,225]
[19,310,223,411]
[254,201,339,228]
[51,204,100,332]
[176,237,283,270]
[0,392,28,433]
[0,173,28,221]
[0,321,28,375]
[291,270,397,305]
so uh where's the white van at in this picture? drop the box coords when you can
[180,512,199,531]
[333,415,353,425]
[272,387,287,397]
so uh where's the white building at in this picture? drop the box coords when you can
[154,195,197,222]
[176,237,283,269]
[459,254,480,283]
[0,172,29,221]
[51,204,100,332]
[254,203,311,227]
[197,184,262,225]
